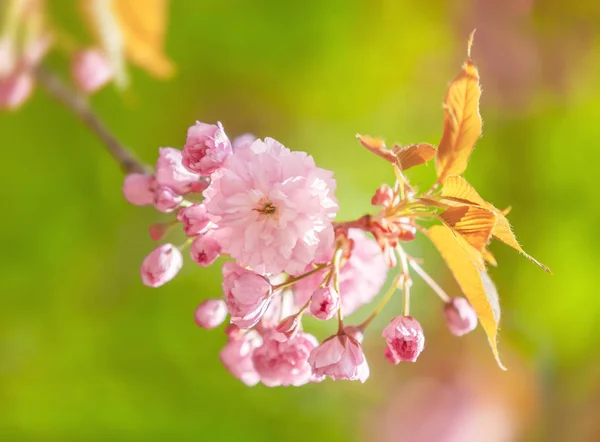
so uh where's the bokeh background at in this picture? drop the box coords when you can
[1,0,599,440]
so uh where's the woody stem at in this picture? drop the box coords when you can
[35,66,148,175]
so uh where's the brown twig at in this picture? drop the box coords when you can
[35,66,148,175]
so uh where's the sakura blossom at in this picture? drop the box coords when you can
[182,121,232,176]
[140,244,183,288]
[308,333,369,383]
[194,299,228,329]
[382,316,425,363]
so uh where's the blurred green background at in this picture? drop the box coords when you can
[1,0,599,440]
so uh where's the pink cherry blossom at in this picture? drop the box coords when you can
[140,244,183,288]
[252,331,319,387]
[0,73,33,110]
[71,49,113,93]
[122,173,155,206]
[382,316,425,363]
[444,297,478,336]
[177,204,211,237]
[308,333,369,382]
[155,147,201,195]
[194,299,228,329]
[232,133,257,150]
[222,262,272,328]
[344,325,365,344]
[190,233,221,267]
[204,137,338,275]
[273,314,302,341]
[153,186,182,212]
[219,331,262,386]
[294,229,388,315]
[371,184,394,207]
[310,286,340,320]
[182,121,232,175]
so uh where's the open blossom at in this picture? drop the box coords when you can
[220,331,262,386]
[140,244,183,287]
[232,133,257,150]
[177,204,211,237]
[194,299,228,329]
[182,121,232,175]
[294,229,388,315]
[204,137,338,275]
[252,331,318,387]
[310,286,340,320]
[308,333,369,382]
[382,316,425,363]
[71,48,113,93]
[155,147,201,195]
[190,233,221,267]
[122,173,155,206]
[222,262,272,328]
[444,297,478,336]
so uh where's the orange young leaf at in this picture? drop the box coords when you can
[356,134,396,163]
[427,224,505,369]
[392,143,437,170]
[440,205,497,253]
[435,40,482,183]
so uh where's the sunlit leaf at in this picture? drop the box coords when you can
[440,205,497,253]
[392,143,437,170]
[441,175,487,206]
[356,134,396,163]
[427,224,505,369]
[482,248,497,267]
[435,32,482,183]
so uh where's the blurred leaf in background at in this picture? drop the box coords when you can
[1,0,600,441]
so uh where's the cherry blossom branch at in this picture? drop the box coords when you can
[35,66,149,175]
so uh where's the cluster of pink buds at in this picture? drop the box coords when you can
[122,119,483,386]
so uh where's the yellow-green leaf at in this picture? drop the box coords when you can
[435,34,482,183]
[440,205,497,253]
[427,224,505,369]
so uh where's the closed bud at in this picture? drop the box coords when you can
[177,204,211,237]
[194,299,228,329]
[148,222,173,241]
[444,297,477,336]
[122,173,155,206]
[190,233,221,267]
[154,186,183,213]
[140,244,183,288]
[382,316,425,363]
[182,121,232,175]
[71,49,113,93]
[371,184,394,207]
[274,314,302,341]
[309,286,340,320]
[0,73,33,110]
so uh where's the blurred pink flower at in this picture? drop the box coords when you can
[182,121,232,176]
[382,316,425,363]
[153,186,182,213]
[122,173,155,206]
[71,48,113,93]
[222,262,272,328]
[140,244,183,288]
[294,229,388,315]
[219,331,262,386]
[252,331,318,387]
[232,133,257,150]
[194,299,228,329]
[444,297,478,336]
[155,147,201,195]
[310,286,340,320]
[204,137,338,275]
[371,184,394,207]
[308,333,369,382]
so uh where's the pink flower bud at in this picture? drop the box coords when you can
[155,147,201,195]
[148,222,172,241]
[232,133,257,150]
[382,316,425,363]
[274,314,302,341]
[309,286,340,320]
[224,324,242,339]
[252,331,319,387]
[219,332,262,386]
[153,186,183,213]
[222,262,272,329]
[194,299,228,329]
[0,73,33,110]
[344,325,365,344]
[122,173,155,206]
[371,184,394,207]
[71,49,113,93]
[189,177,210,193]
[177,204,211,237]
[444,297,478,336]
[308,334,370,383]
[182,121,232,175]
[140,244,183,288]
[190,233,221,267]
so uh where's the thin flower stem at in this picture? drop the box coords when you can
[272,263,330,291]
[332,214,371,232]
[397,246,411,316]
[409,259,451,303]
[330,247,344,333]
[359,273,401,329]
[35,66,148,175]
